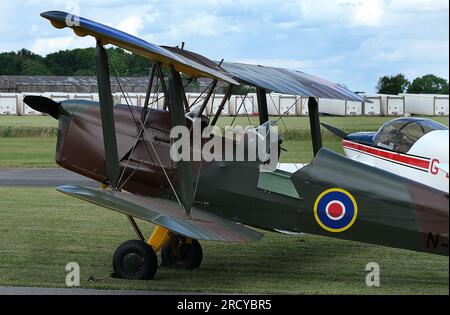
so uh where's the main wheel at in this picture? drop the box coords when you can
[112,240,158,280]
[161,238,203,270]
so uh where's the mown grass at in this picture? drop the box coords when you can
[0,137,333,168]
[1,115,448,138]
[0,116,57,128]
[0,138,57,168]
[0,115,447,168]
[0,187,447,294]
[216,115,449,131]
[0,116,57,138]
[0,115,448,293]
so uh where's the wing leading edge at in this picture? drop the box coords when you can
[57,185,263,243]
[41,11,365,102]
[40,11,238,85]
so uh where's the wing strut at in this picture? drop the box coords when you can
[167,64,195,214]
[142,61,157,121]
[156,62,170,110]
[211,85,234,126]
[95,41,120,189]
[196,80,218,117]
[308,97,323,156]
[256,88,269,124]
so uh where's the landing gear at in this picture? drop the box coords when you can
[112,223,203,280]
[161,238,203,269]
[112,240,158,280]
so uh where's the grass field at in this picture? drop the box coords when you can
[0,115,447,168]
[0,115,448,294]
[1,115,448,137]
[0,116,57,128]
[0,137,339,168]
[0,187,447,294]
[0,138,57,168]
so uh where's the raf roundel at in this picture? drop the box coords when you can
[314,188,358,233]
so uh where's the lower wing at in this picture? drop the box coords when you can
[57,185,263,243]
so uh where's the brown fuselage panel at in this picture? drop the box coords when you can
[56,104,187,197]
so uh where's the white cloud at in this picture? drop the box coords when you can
[389,0,449,12]
[0,0,447,93]
[116,16,143,36]
[276,21,300,30]
[164,13,241,39]
[30,34,96,56]
[31,36,74,55]
[287,0,384,28]
[351,0,384,27]
[373,50,404,62]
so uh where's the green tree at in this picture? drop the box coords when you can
[0,52,22,75]
[106,48,130,76]
[407,74,449,94]
[128,53,151,76]
[44,48,96,76]
[21,59,52,75]
[376,74,410,95]
[1,47,178,77]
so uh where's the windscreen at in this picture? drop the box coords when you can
[374,118,447,153]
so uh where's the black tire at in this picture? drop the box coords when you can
[161,239,203,270]
[112,240,158,280]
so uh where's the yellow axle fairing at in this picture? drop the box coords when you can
[147,225,171,252]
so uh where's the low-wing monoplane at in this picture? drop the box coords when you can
[322,118,449,193]
[24,11,448,280]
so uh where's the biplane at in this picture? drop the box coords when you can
[24,11,448,280]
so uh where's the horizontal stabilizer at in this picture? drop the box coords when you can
[57,185,263,243]
[436,162,449,175]
[320,123,348,139]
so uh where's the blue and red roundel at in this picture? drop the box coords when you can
[313,188,358,233]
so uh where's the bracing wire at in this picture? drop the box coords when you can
[107,54,182,206]
[230,86,252,126]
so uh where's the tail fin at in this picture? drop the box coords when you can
[320,123,347,139]
[291,148,449,256]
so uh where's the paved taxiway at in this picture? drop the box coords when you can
[0,168,96,187]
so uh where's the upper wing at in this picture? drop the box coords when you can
[41,11,364,102]
[220,61,365,102]
[40,11,238,85]
[57,185,263,243]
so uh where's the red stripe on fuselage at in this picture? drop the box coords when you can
[343,140,431,170]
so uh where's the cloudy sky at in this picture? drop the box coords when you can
[0,0,448,92]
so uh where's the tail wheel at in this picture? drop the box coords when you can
[161,238,203,270]
[112,240,158,280]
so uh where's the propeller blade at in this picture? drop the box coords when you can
[320,122,347,139]
[23,96,59,119]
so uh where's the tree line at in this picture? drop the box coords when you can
[377,74,448,95]
[0,48,150,77]
[1,48,448,95]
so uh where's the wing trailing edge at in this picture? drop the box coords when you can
[56,185,263,243]
[220,61,366,102]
